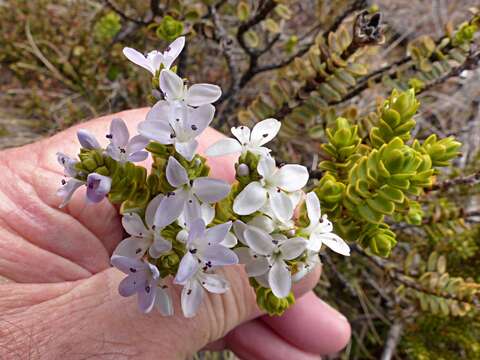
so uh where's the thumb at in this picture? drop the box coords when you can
[3,264,320,359]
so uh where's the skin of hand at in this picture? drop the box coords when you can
[0,108,351,360]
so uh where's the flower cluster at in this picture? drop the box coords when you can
[55,36,350,317]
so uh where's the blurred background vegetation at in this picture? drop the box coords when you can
[1,0,479,359]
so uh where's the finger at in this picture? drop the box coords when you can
[262,292,351,355]
[225,319,321,360]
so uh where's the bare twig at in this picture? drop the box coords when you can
[103,0,149,25]
[380,321,404,360]
[426,169,480,192]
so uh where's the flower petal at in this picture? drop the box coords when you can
[122,212,149,237]
[204,221,232,245]
[199,273,229,294]
[86,173,111,203]
[77,129,100,149]
[155,285,174,316]
[123,47,154,73]
[305,192,321,225]
[232,220,248,245]
[109,118,129,148]
[127,151,148,163]
[205,138,242,157]
[231,125,251,144]
[154,188,188,228]
[181,279,204,318]
[201,203,215,225]
[235,247,269,277]
[192,177,230,203]
[56,152,77,177]
[220,232,237,248]
[183,194,202,228]
[113,236,150,259]
[203,245,238,266]
[248,215,275,234]
[111,255,147,274]
[57,178,83,207]
[233,181,267,215]
[257,156,276,179]
[163,36,185,69]
[243,226,275,256]
[280,237,307,260]
[166,156,189,188]
[187,104,215,134]
[137,277,157,313]
[268,190,294,222]
[137,120,173,144]
[160,69,184,100]
[185,84,222,106]
[250,118,281,146]
[127,135,149,154]
[175,252,200,285]
[145,194,164,229]
[149,233,172,258]
[118,273,143,297]
[269,261,291,298]
[175,140,198,161]
[188,218,206,246]
[146,100,171,122]
[316,233,350,256]
[274,164,309,192]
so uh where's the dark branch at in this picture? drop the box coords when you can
[104,0,149,25]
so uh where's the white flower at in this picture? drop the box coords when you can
[123,36,185,74]
[233,156,309,221]
[174,219,238,285]
[179,269,229,318]
[154,156,230,227]
[113,194,172,259]
[234,223,307,298]
[105,118,149,163]
[160,69,222,107]
[111,256,173,315]
[205,118,281,157]
[138,100,215,161]
[302,192,350,256]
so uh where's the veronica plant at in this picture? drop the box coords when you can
[54,36,350,317]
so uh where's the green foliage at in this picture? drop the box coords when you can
[94,12,122,43]
[155,15,184,41]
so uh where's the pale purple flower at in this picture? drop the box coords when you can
[111,256,172,314]
[302,192,350,256]
[180,269,229,318]
[206,118,281,157]
[56,152,78,177]
[138,100,215,161]
[153,157,230,227]
[86,173,111,203]
[56,178,84,208]
[174,219,238,285]
[105,118,149,163]
[233,156,309,221]
[113,194,172,259]
[123,36,185,74]
[77,129,101,149]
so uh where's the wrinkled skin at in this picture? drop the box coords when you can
[0,109,350,360]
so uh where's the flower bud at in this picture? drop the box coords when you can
[237,163,250,177]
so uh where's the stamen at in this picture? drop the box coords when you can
[187,289,192,295]
[190,248,197,254]
[191,124,198,131]
[129,267,137,273]
[106,134,113,139]
[262,133,268,138]
[135,248,142,254]
[145,285,151,293]
[61,179,66,185]
[170,133,176,139]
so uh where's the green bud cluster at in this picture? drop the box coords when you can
[369,89,419,148]
[155,15,184,42]
[75,148,149,213]
[313,89,461,256]
[250,278,295,316]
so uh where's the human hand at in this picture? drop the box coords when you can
[0,108,350,359]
